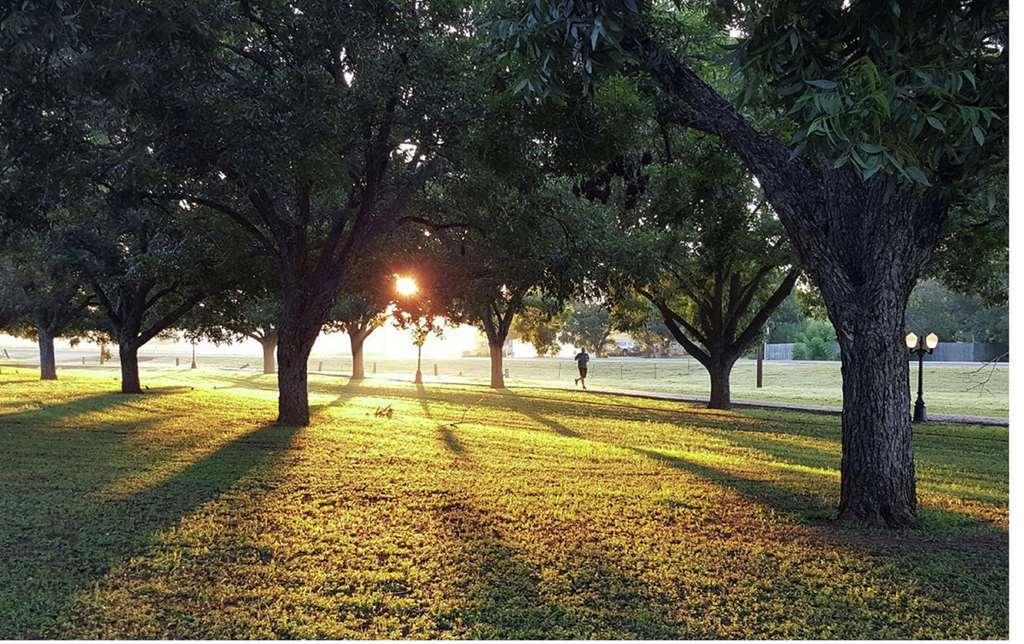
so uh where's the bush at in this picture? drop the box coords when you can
[792,320,838,360]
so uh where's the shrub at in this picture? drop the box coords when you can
[792,320,838,360]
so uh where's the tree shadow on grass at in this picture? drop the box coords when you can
[0,419,301,638]
[416,383,466,455]
[310,378,366,418]
[0,389,170,428]
[499,390,580,438]
[431,499,681,638]
[628,445,1007,634]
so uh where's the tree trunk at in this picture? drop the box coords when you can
[119,343,141,394]
[707,357,734,410]
[37,327,57,381]
[804,187,936,528]
[832,295,917,527]
[638,36,944,527]
[261,334,277,374]
[350,331,367,380]
[488,341,505,389]
[276,325,316,425]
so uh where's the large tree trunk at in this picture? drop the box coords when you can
[641,37,945,527]
[276,326,316,426]
[488,341,505,389]
[37,327,57,381]
[707,356,736,410]
[261,334,277,374]
[350,330,367,380]
[119,343,141,394]
[831,284,918,527]
[804,186,938,528]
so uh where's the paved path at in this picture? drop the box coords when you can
[556,384,1009,427]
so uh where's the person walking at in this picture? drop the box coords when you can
[574,348,590,389]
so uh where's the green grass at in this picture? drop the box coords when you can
[2,350,1009,418]
[0,367,1008,638]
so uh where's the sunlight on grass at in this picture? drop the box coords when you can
[0,368,1007,638]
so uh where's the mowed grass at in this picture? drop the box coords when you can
[1,350,1010,417]
[0,367,1008,638]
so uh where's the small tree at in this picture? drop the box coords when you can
[792,321,839,361]
[560,302,616,356]
[182,286,282,375]
[512,296,571,357]
[0,232,93,380]
[65,195,239,393]
[323,266,393,381]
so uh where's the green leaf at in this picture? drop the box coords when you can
[926,115,945,132]
[972,126,985,146]
[805,79,838,90]
[905,166,931,186]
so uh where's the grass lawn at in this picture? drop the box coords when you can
[1,349,1010,418]
[0,367,1008,638]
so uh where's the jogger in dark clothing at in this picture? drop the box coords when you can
[574,349,590,389]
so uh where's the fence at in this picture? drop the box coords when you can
[765,341,1008,363]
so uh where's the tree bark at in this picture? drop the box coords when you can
[350,330,367,380]
[707,356,736,410]
[261,333,278,374]
[37,327,57,381]
[119,343,141,394]
[636,38,943,526]
[276,317,318,425]
[488,341,505,389]
[828,273,919,527]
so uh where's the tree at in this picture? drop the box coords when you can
[594,132,799,409]
[497,0,1008,526]
[406,76,597,388]
[0,231,93,380]
[49,1,478,424]
[610,296,675,357]
[182,285,282,374]
[905,279,1007,344]
[792,320,839,361]
[323,264,394,381]
[64,194,238,393]
[765,293,807,343]
[512,296,571,356]
[560,301,616,356]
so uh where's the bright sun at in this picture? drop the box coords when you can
[395,275,418,297]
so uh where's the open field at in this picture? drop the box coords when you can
[1,347,1009,417]
[0,368,1007,638]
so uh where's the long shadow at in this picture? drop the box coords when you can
[0,419,300,637]
[499,389,580,438]
[431,498,682,638]
[416,383,466,455]
[0,390,168,428]
[628,445,1007,632]
[311,378,366,417]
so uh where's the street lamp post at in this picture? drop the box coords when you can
[905,332,939,423]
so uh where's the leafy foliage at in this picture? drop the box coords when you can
[792,319,838,361]
[720,0,1007,185]
[511,296,571,356]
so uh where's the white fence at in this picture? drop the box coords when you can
[765,341,1008,362]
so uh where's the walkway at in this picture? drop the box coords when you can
[556,384,1009,427]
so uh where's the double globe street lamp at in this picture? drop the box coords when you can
[905,331,939,423]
